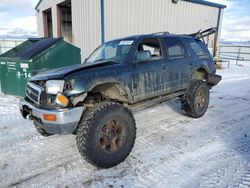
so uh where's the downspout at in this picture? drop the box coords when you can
[100,0,105,44]
[214,8,221,57]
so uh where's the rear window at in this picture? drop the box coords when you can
[164,38,187,59]
[188,40,209,55]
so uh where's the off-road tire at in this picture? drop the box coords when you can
[34,121,53,137]
[181,80,210,118]
[76,102,136,168]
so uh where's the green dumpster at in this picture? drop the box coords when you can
[0,38,81,96]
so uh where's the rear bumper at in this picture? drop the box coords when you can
[19,98,85,135]
[207,73,222,86]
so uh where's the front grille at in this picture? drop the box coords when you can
[26,82,43,104]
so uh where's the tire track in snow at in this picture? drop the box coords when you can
[5,157,80,187]
[0,113,23,124]
[239,166,250,188]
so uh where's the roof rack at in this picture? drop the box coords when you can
[152,31,170,35]
[188,27,218,46]
[189,27,217,38]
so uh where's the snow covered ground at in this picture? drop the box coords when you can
[0,62,250,188]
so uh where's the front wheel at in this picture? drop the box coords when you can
[34,121,53,137]
[76,102,136,168]
[181,80,210,118]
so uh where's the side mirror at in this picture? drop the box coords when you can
[135,50,151,62]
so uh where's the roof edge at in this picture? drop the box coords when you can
[187,0,226,9]
[35,0,43,10]
[35,0,226,11]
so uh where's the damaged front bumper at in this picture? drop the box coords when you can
[19,98,85,135]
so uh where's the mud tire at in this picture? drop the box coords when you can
[181,80,210,118]
[34,121,53,137]
[76,102,136,168]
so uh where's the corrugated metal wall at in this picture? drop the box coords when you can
[71,0,101,59]
[36,0,222,60]
[37,0,101,60]
[104,0,219,49]
[36,12,43,37]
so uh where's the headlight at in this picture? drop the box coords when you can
[46,80,65,94]
[55,92,69,107]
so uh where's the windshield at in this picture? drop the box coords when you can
[86,39,134,63]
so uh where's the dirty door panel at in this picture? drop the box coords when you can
[131,38,166,102]
[131,59,166,102]
[163,37,193,91]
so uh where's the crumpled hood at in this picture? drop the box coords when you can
[29,61,116,81]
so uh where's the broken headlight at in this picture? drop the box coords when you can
[46,80,65,95]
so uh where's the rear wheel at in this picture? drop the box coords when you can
[76,102,136,168]
[181,80,210,118]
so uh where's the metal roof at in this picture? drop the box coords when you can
[188,0,226,9]
[35,0,42,10]
[35,0,226,10]
[16,38,61,59]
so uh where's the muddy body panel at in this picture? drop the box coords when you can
[20,33,221,135]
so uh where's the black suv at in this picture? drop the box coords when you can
[20,31,221,168]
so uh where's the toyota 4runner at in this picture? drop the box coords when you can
[20,31,221,168]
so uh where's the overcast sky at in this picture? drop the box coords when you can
[0,0,37,36]
[0,0,249,42]
[209,0,250,42]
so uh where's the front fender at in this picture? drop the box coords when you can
[85,78,132,103]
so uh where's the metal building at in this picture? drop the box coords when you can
[35,0,226,60]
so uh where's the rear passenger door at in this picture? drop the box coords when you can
[163,37,193,92]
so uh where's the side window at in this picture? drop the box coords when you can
[165,38,187,59]
[137,38,162,59]
[188,40,208,55]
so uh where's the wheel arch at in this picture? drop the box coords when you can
[88,82,130,103]
[72,79,132,110]
[191,67,209,81]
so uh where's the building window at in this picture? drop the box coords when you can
[57,0,72,43]
[43,9,53,37]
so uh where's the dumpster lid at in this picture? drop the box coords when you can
[16,38,62,60]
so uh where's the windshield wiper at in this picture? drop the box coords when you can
[93,58,120,64]
[94,58,105,62]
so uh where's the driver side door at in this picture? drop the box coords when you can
[130,37,166,102]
